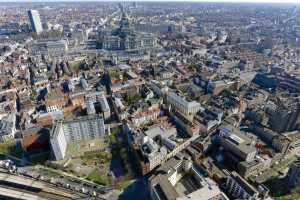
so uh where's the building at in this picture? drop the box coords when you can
[226,171,259,200]
[50,122,67,161]
[149,156,229,200]
[0,114,16,142]
[45,96,66,113]
[98,9,156,51]
[85,98,96,115]
[237,156,271,178]
[62,114,105,142]
[219,126,257,162]
[251,125,290,154]
[99,95,111,120]
[50,114,106,160]
[267,101,300,133]
[80,78,89,90]
[195,106,223,133]
[84,91,106,103]
[134,22,184,34]
[127,115,198,175]
[253,74,277,90]
[84,92,110,119]
[170,110,200,136]
[129,100,162,128]
[166,92,202,116]
[21,127,49,152]
[282,131,300,154]
[207,80,239,96]
[30,40,68,55]
[28,10,43,35]
[277,73,300,93]
[0,89,16,116]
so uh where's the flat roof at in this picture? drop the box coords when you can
[150,175,179,200]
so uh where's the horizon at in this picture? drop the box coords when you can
[0,0,300,4]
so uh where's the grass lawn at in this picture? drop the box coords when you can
[66,139,107,158]
[108,69,121,79]
[81,151,112,166]
[87,168,109,186]
[39,166,64,177]
[116,179,134,190]
[0,140,23,158]
[29,152,49,164]
[124,94,142,105]
[69,60,84,72]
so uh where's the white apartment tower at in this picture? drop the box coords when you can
[28,10,43,35]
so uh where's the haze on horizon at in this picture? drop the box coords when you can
[0,0,300,3]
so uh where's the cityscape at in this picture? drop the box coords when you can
[0,1,299,200]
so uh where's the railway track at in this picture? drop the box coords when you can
[0,171,89,200]
[0,182,76,200]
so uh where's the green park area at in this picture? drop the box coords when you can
[82,150,112,186]
[84,127,135,189]
[108,69,122,79]
[69,59,85,72]
[81,151,112,166]
[55,127,135,189]
[44,127,135,190]
[87,168,109,185]
[124,93,142,105]
[0,139,23,158]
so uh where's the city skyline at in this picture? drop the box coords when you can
[0,0,300,3]
[0,1,299,200]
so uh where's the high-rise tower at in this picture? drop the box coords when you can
[28,10,43,35]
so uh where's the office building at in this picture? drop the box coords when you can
[219,126,257,162]
[28,10,43,35]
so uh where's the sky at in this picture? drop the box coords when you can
[0,0,300,3]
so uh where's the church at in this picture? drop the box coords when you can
[98,9,157,51]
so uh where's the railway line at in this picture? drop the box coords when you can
[0,171,89,200]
